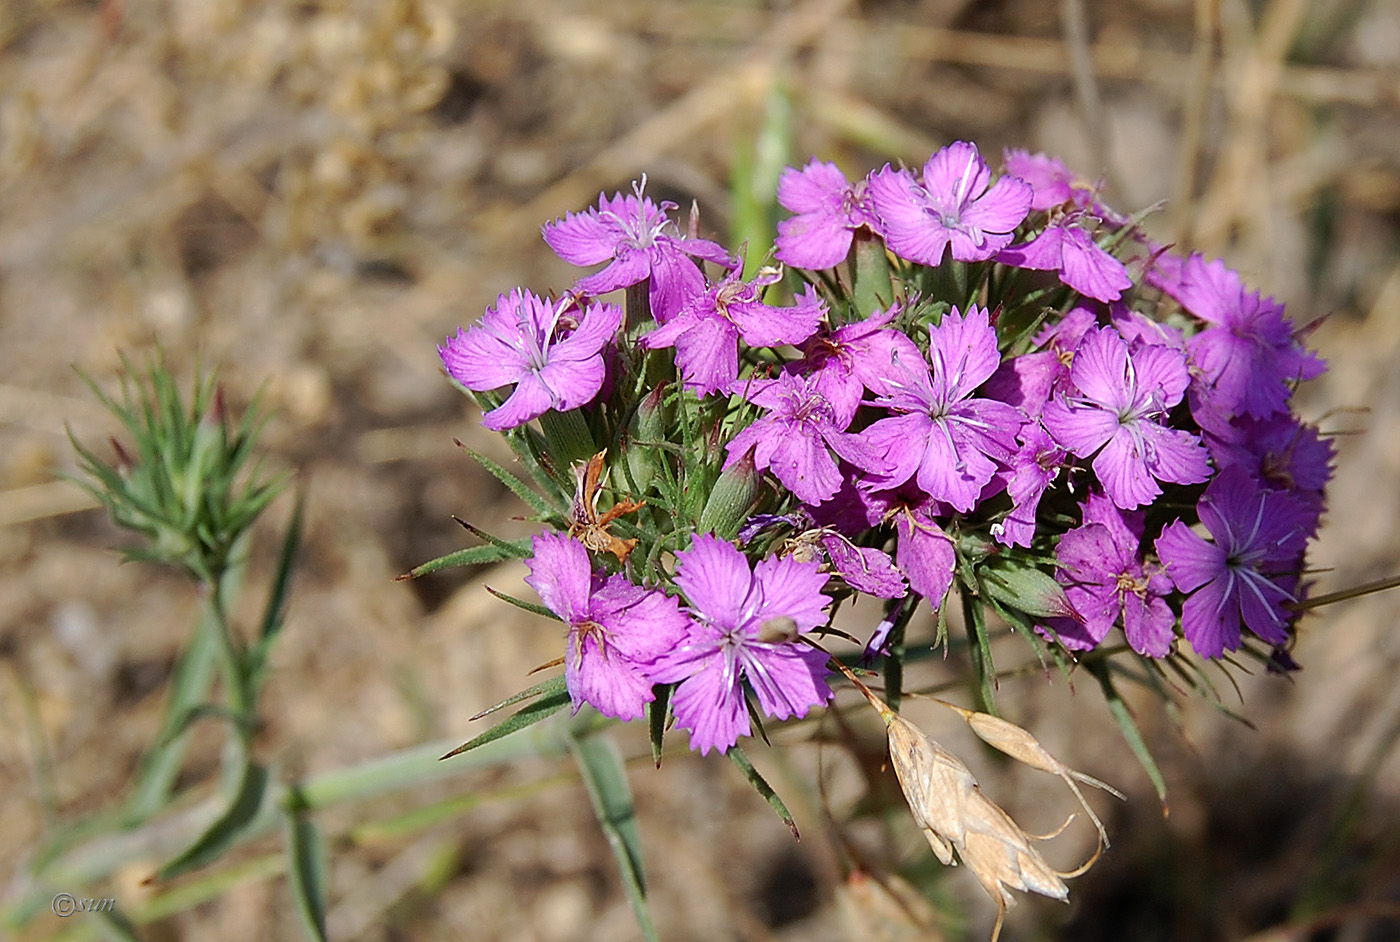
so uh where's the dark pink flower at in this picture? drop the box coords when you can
[775,159,880,269]
[996,217,1133,302]
[525,533,690,720]
[439,290,621,431]
[868,142,1032,265]
[1042,326,1211,509]
[647,535,833,755]
[543,181,736,323]
[1155,469,1312,658]
[642,269,824,395]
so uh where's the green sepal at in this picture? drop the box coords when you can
[977,557,1076,620]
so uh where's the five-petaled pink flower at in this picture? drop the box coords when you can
[439,289,621,431]
[867,141,1032,265]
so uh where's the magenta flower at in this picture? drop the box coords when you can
[1042,327,1211,509]
[867,141,1032,265]
[439,290,622,431]
[642,269,825,395]
[1043,493,1174,656]
[1155,469,1312,658]
[786,302,924,419]
[1002,149,1125,223]
[1148,253,1324,420]
[774,159,881,269]
[524,533,690,720]
[1204,413,1333,533]
[647,535,834,755]
[996,217,1133,302]
[856,305,1023,512]
[984,305,1097,419]
[861,486,957,605]
[542,182,736,323]
[724,371,880,506]
[993,422,1066,548]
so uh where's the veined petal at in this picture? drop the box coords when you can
[1041,397,1118,458]
[566,629,655,720]
[671,660,748,755]
[956,174,1033,238]
[1093,428,1163,510]
[921,141,990,206]
[1129,341,1191,407]
[894,514,956,604]
[543,210,621,266]
[740,643,832,721]
[867,166,952,267]
[573,250,652,298]
[728,296,825,348]
[550,301,623,362]
[524,532,591,623]
[481,372,554,431]
[674,534,752,629]
[1140,423,1212,487]
[762,429,843,505]
[1155,520,1224,594]
[673,317,740,394]
[1181,576,1241,658]
[438,325,530,391]
[1067,327,1131,412]
[750,554,832,632]
[646,248,709,324]
[777,212,855,270]
[1122,593,1175,657]
[1056,227,1133,302]
[778,160,850,214]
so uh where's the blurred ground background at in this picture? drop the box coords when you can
[3,0,1400,939]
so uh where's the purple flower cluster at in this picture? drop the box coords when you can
[439,141,1332,754]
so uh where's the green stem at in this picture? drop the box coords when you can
[961,586,999,717]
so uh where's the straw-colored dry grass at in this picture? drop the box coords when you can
[4,0,1400,939]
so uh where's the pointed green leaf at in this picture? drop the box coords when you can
[727,745,798,839]
[453,518,533,558]
[567,730,657,942]
[156,762,273,880]
[484,586,559,621]
[1089,660,1168,808]
[648,684,671,767]
[441,681,572,760]
[397,541,532,580]
[284,812,329,942]
[461,446,556,517]
[471,674,569,722]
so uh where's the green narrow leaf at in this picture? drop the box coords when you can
[453,518,534,558]
[461,446,557,517]
[441,683,572,760]
[283,811,329,942]
[1089,660,1168,808]
[960,588,999,717]
[471,674,569,722]
[484,586,559,621]
[397,541,532,580]
[726,745,798,839]
[648,684,671,767]
[125,605,220,821]
[92,904,141,942]
[259,489,305,644]
[567,730,658,942]
[156,762,273,881]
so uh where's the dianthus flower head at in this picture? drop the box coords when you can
[1154,468,1312,658]
[1148,253,1325,420]
[855,305,1023,512]
[774,159,881,270]
[785,302,924,419]
[724,371,880,506]
[542,180,736,323]
[996,214,1133,302]
[439,289,621,431]
[646,535,833,755]
[1042,493,1174,657]
[524,532,690,720]
[642,268,825,395]
[868,141,1032,265]
[1041,326,1211,509]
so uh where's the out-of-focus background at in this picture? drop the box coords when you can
[4,0,1400,939]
